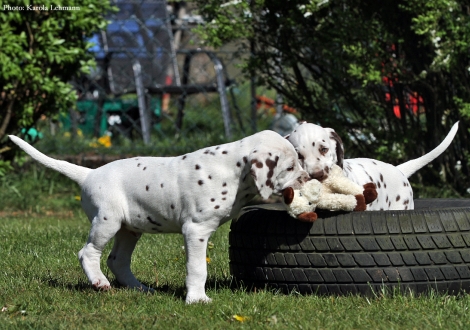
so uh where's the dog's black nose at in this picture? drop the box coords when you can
[311,170,325,181]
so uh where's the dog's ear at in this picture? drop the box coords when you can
[282,187,294,205]
[249,151,280,200]
[324,128,344,168]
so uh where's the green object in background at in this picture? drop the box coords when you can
[20,127,44,142]
[60,97,162,136]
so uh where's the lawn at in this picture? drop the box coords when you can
[1,212,470,329]
[0,164,469,329]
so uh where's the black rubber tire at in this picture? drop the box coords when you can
[229,199,470,296]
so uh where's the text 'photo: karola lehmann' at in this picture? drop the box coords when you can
[3,4,81,11]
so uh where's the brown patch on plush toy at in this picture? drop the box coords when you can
[363,183,378,204]
[354,194,367,211]
[282,187,295,205]
[297,212,318,222]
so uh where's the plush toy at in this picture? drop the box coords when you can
[282,165,377,222]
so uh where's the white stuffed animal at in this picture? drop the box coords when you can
[282,165,377,222]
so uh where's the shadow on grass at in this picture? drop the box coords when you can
[44,276,237,302]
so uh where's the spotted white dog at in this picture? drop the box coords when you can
[285,122,459,210]
[9,131,309,304]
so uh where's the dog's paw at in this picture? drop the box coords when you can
[185,294,212,304]
[297,212,317,222]
[92,278,111,291]
[363,183,378,204]
[354,194,367,211]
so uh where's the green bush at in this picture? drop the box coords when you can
[0,0,114,166]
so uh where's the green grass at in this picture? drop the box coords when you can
[1,213,470,329]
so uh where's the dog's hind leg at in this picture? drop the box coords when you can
[106,228,153,292]
[78,214,121,291]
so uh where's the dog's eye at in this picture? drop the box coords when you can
[319,147,329,155]
[287,166,294,171]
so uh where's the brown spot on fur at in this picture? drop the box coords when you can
[329,132,344,168]
[265,156,279,179]
[396,195,401,201]
[251,159,263,168]
[266,179,274,189]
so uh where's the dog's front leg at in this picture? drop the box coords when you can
[182,221,215,304]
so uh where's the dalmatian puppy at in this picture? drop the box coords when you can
[9,131,309,304]
[285,122,459,210]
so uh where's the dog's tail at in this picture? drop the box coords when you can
[9,135,91,186]
[397,121,459,178]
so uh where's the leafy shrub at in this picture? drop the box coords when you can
[0,0,114,166]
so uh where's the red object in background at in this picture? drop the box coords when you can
[162,75,172,112]
[256,95,297,114]
[383,76,423,119]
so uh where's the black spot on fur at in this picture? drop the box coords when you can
[222,182,227,187]
[171,204,175,209]
[215,205,220,209]
[103,217,107,220]
[146,185,149,191]
[198,180,204,185]
[312,142,315,146]
[222,191,228,195]
[380,174,384,182]
[195,165,201,170]
[208,175,212,179]
[161,183,164,188]
[243,156,248,163]
[147,216,162,226]
[182,155,187,160]
[236,161,241,167]
[222,151,228,154]
[211,198,215,202]
[137,163,141,167]
[396,195,401,201]
[199,239,204,242]
[143,167,146,170]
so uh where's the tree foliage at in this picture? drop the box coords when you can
[197,0,470,195]
[0,0,113,161]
